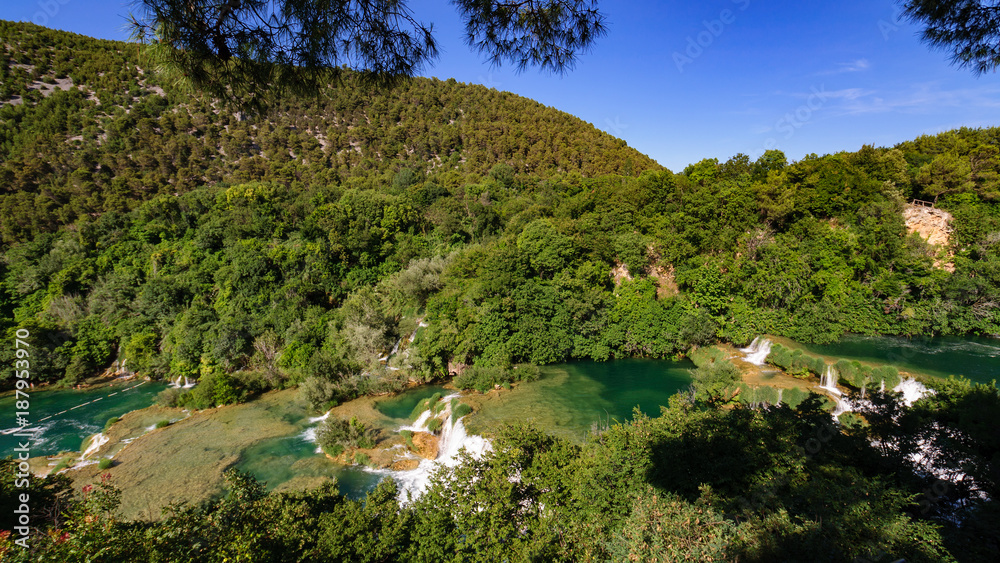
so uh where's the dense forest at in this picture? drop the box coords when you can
[2,20,1000,405]
[3,375,999,562]
[1,21,999,561]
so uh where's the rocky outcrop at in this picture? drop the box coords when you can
[904,203,955,272]
[411,431,439,460]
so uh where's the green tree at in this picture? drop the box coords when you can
[130,0,608,113]
[903,0,1000,75]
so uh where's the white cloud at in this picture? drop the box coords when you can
[815,59,871,75]
[834,82,1000,116]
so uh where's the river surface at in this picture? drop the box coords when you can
[786,334,1000,385]
[9,334,998,506]
[0,379,166,457]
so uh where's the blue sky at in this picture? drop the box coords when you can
[5,0,1000,171]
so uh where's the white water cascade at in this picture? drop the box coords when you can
[893,378,933,407]
[740,337,773,366]
[372,394,491,503]
[816,365,854,419]
[170,375,196,389]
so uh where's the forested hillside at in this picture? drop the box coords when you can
[2,21,999,563]
[0,21,656,244]
[1,21,999,410]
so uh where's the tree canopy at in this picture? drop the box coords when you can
[128,0,607,113]
[903,0,1000,74]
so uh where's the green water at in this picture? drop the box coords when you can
[373,384,450,420]
[235,432,383,501]
[790,334,1000,385]
[466,358,695,443]
[0,380,166,457]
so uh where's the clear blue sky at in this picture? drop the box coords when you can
[6,0,1000,171]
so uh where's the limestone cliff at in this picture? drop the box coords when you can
[903,203,954,272]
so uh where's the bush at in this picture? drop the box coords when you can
[51,458,72,473]
[400,429,415,450]
[872,365,901,390]
[155,419,170,429]
[104,417,119,432]
[766,343,825,377]
[452,403,472,419]
[689,346,726,368]
[353,452,371,466]
[299,375,341,412]
[316,416,377,455]
[156,387,183,407]
[427,417,443,433]
[691,360,741,405]
[410,392,442,420]
[98,458,113,470]
[781,387,809,409]
[454,363,540,393]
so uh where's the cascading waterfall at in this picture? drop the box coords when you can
[893,378,932,407]
[409,321,428,343]
[816,365,853,419]
[170,375,196,389]
[818,366,841,396]
[740,337,773,366]
[371,394,491,502]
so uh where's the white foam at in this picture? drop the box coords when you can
[740,337,773,366]
[81,433,108,459]
[368,395,491,503]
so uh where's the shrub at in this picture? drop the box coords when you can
[838,412,865,429]
[299,375,341,412]
[316,416,377,454]
[691,360,741,405]
[51,458,72,473]
[452,403,472,419]
[766,344,825,376]
[156,387,182,407]
[781,387,809,409]
[353,452,371,466]
[104,417,119,432]
[97,458,113,470]
[454,363,540,393]
[155,419,170,429]
[689,346,726,368]
[410,392,442,420]
[427,417,443,433]
[872,365,901,390]
[400,429,415,450]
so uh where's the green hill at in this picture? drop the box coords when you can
[0,20,659,244]
[1,21,999,403]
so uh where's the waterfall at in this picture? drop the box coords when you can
[818,366,841,397]
[893,378,932,407]
[831,396,852,417]
[777,388,783,405]
[81,433,108,459]
[740,337,773,366]
[371,394,491,503]
[409,320,428,343]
